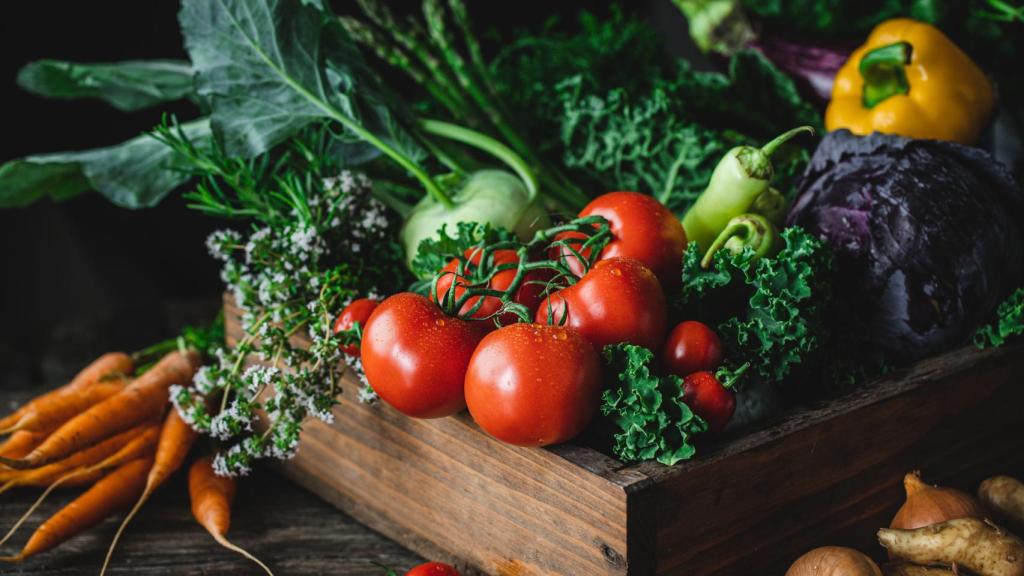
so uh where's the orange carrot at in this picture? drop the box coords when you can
[0,424,160,547]
[0,381,127,435]
[0,457,153,562]
[0,424,146,490]
[100,409,198,574]
[0,431,49,461]
[0,353,133,431]
[0,350,199,469]
[189,456,274,575]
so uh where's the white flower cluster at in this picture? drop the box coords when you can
[174,169,407,476]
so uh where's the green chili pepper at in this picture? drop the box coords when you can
[700,213,778,269]
[682,126,812,253]
[751,187,787,228]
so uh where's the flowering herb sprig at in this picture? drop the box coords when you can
[160,120,409,475]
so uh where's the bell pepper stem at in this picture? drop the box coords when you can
[859,41,913,109]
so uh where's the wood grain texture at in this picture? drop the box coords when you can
[226,295,1024,575]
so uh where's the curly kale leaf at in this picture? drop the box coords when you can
[408,221,513,285]
[680,227,833,385]
[975,287,1024,348]
[601,344,707,466]
[490,6,666,156]
[558,49,817,214]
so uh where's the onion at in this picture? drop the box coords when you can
[785,546,882,576]
[890,471,986,530]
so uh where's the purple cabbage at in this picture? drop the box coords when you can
[788,130,1024,365]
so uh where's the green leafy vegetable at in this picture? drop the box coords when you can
[601,344,707,466]
[16,59,196,111]
[0,119,212,209]
[178,0,431,185]
[680,226,833,385]
[409,220,513,283]
[558,50,817,214]
[975,287,1024,348]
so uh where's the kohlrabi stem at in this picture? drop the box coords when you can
[420,119,539,202]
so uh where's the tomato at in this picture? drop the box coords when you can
[556,191,687,286]
[663,321,723,377]
[465,323,601,446]
[535,257,667,351]
[430,248,548,324]
[682,371,735,434]
[361,293,487,418]
[332,298,380,356]
[406,562,460,576]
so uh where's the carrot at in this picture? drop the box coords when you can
[0,381,127,435]
[0,352,133,431]
[0,431,49,461]
[0,350,199,469]
[189,456,274,575]
[100,409,198,575]
[0,424,160,547]
[0,456,154,562]
[0,424,146,490]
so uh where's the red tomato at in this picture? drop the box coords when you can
[406,562,460,576]
[535,257,667,351]
[556,191,687,286]
[663,321,723,377]
[682,371,735,434]
[465,323,601,446]
[361,293,487,418]
[332,297,380,356]
[430,248,548,324]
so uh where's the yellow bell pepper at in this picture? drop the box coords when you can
[826,18,994,145]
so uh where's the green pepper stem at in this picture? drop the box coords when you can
[420,119,539,203]
[760,125,816,158]
[701,216,762,269]
[859,41,913,109]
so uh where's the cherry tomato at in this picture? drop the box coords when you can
[663,320,723,377]
[465,323,601,446]
[332,298,380,356]
[361,293,487,418]
[556,191,687,286]
[405,562,460,576]
[430,248,548,324]
[682,371,735,434]
[535,257,667,351]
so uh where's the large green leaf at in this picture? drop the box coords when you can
[17,60,196,112]
[0,119,211,209]
[178,0,423,165]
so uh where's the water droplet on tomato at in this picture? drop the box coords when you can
[610,268,622,276]
[435,318,446,327]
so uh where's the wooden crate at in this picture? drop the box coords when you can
[225,296,1024,575]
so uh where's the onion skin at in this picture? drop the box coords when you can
[785,546,882,576]
[979,476,1024,531]
[891,471,986,531]
[878,518,1024,576]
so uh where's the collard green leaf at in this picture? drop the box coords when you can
[16,59,196,112]
[179,0,333,157]
[0,119,211,209]
[600,344,707,466]
[178,0,422,166]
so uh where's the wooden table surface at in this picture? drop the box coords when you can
[0,373,423,576]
